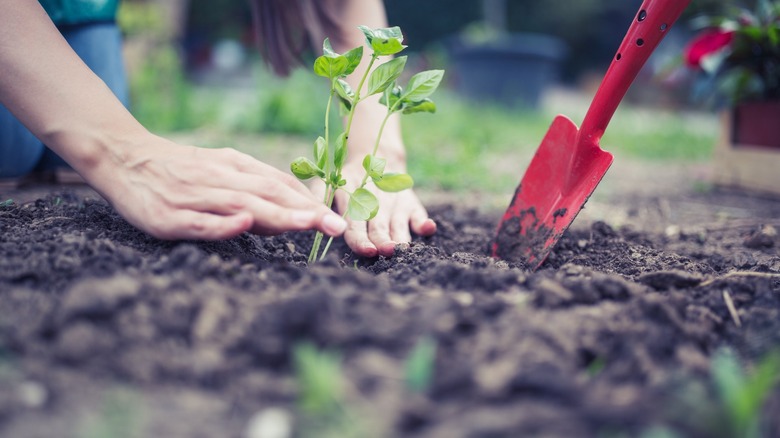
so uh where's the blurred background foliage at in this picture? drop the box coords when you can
[114,0,723,193]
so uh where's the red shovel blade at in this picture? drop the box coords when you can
[492,115,613,269]
[491,0,691,270]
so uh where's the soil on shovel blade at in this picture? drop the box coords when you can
[1,186,779,438]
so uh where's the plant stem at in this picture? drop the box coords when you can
[308,86,337,264]
[319,192,345,262]
[311,54,378,263]
[343,54,378,144]
[318,100,400,262]
[357,101,401,189]
[323,87,335,183]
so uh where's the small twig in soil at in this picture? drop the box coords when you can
[700,271,780,287]
[722,290,742,328]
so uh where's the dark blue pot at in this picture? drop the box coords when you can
[449,33,568,108]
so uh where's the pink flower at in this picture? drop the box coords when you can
[684,29,735,68]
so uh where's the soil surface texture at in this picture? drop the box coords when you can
[1,186,779,438]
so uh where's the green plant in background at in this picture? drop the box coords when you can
[119,1,216,132]
[293,343,345,414]
[685,0,780,105]
[78,388,145,438]
[129,46,217,132]
[290,26,443,263]
[292,343,371,438]
[403,336,437,392]
[710,348,780,438]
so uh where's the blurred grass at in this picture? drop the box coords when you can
[135,62,719,195]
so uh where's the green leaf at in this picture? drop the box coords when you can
[367,56,407,95]
[402,98,437,115]
[314,55,349,79]
[342,46,364,76]
[313,39,351,79]
[293,342,344,413]
[314,136,327,170]
[291,157,324,180]
[328,171,341,186]
[334,79,355,111]
[358,25,406,56]
[402,70,444,102]
[404,337,437,393]
[362,155,386,179]
[379,84,402,109]
[333,133,348,169]
[348,188,379,221]
[322,38,338,57]
[374,173,414,192]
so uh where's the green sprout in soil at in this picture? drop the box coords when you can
[293,342,345,415]
[711,348,780,438]
[292,342,371,438]
[290,25,444,263]
[403,336,437,393]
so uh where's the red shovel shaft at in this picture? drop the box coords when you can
[579,0,692,146]
[567,0,692,192]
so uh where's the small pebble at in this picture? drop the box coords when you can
[244,408,293,438]
[17,381,47,409]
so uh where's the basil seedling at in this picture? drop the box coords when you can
[291,25,444,263]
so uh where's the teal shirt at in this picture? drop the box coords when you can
[39,0,120,26]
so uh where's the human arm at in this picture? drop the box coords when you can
[0,0,347,240]
[326,0,437,257]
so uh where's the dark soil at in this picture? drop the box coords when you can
[1,187,779,438]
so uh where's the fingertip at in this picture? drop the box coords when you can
[321,214,348,236]
[414,218,437,237]
[378,242,397,257]
[352,243,378,258]
[213,212,254,239]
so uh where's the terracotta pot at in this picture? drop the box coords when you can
[732,100,780,149]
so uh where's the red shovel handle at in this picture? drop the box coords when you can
[579,0,691,144]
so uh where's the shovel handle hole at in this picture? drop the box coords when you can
[638,10,647,21]
[616,53,622,61]
[636,38,645,46]
[660,23,668,31]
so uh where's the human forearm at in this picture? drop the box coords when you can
[0,0,148,180]
[0,1,348,242]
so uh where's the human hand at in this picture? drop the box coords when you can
[80,133,348,241]
[326,160,437,257]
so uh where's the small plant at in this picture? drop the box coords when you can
[684,0,780,105]
[293,342,345,414]
[710,347,780,438]
[403,336,437,393]
[292,342,370,437]
[290,26,444,263]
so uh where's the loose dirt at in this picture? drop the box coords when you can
[0,184,779,438]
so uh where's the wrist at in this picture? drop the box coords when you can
[42,116,155,190]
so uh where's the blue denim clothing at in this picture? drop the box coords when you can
[0,22,129,178]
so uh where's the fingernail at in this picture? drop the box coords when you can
[291,211,316,227]
[322,214,347,235]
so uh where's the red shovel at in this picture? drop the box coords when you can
[492,0,691,269]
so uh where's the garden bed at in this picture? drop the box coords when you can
[1,185,779,437]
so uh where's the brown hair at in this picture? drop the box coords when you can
[250,0,344,76]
